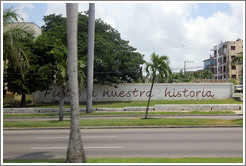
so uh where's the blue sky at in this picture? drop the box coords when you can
[191,3,231,18]
[3,3,47,26]
[2,2,244,71]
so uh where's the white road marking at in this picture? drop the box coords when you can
[36,136,118,139]
[85,147,123,149]
[36,137,68,139]
[31,147,67,150]
[31,146,123,150]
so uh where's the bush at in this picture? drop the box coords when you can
[227,78,238,85]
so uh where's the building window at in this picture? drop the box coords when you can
[231,46,236,50]
[231,55,235,60]
[232,75,236,79]
[223,57,226,63]
[231,65,236,70]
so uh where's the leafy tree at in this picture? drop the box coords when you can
[170,70,213,83]
[145,53,171,119]
[232,52,243,84]
[227,78,238,85]
[232,52,243,65]
[66,3,86,163]
[5,34,57,106]
[41,13,145,84]
[170,70,193,83]
[38,13,86,120]
[200,70,213,79]
[93,19,145,83]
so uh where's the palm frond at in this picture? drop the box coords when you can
[3,6,24,23]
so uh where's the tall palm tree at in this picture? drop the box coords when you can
[145,53,171,119]
[65,3,86,163]
[86,3,95,113]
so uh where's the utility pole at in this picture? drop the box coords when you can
[184,61,193,74]
[86,3,95,113]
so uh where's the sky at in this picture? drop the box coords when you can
[2,1,244,72]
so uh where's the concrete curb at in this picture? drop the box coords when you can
[3,125,243,130]
[3,104,243,113]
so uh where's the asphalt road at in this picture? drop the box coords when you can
[3,128,243,159]
[3,115,243,121]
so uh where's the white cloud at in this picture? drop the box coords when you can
[16,3,35,22]
[45,2,244,72]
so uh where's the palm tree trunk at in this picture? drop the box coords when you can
[59,84,65,121]
[86,3,95,113]
[139,66,145,83]
[66,3,86,163]
[145,74,155,119]
[3,60,7,98]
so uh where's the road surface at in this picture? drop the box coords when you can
[3,128,243,159]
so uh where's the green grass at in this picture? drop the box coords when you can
[91,98,243,108]
[3,118,243,128]
[3,111,236,118]
[4,98,242,108]
[3,157,243,163]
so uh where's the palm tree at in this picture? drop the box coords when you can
[145,53,171,119]
[55,59,86,121]
[3,6,33,76]
[3,6,34,105]
[55,60,67,121]
[65,3,86,163]
[86,3,95,113]
[3,6,23,24]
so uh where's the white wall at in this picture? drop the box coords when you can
[33,83,233,103]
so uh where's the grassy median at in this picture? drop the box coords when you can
[3,118,243,128]
[3,157,243,163]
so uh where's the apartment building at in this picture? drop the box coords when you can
[204,39,243,83]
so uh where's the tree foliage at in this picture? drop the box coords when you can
[40,13,145,84]
[3,7,35,105]
[5,34,57,106]
[3,7,61,106]
[170,69,214,83]
[3,6,34,78]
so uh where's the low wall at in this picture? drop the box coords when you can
[33,83,233,103]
